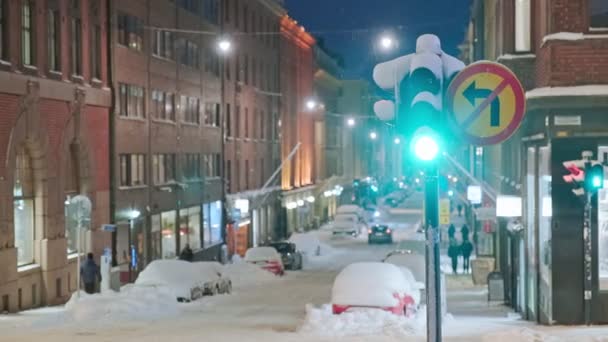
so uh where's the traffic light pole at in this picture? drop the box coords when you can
[424,164,442,342]
[584,190,592,325]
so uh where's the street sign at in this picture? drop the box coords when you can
[467,185,482,204]
[439,199,450,225]
[102,224,116,232]
[447,61,526,146]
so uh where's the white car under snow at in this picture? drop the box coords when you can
[135,260,231,302]
[331,213,367,237]
[331,262,419,316]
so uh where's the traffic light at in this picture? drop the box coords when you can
[586,163,604,193]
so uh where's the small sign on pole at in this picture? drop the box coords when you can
[439,199,450,225]
[467,185,482,204]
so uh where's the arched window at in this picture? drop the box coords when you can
[13,147,35,266]
[65,145,79,254]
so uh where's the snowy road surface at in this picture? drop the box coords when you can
[2,195,608,341]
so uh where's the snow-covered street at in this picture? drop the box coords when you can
[2,194,608,341]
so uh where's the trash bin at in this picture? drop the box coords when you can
[471,257,495,285]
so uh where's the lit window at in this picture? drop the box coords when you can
[21,1,34,66]
[14,147,35,266]
[515,0,531,52]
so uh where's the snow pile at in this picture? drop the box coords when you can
[65,286,180,323]
[299,304,426,338]
[136,260,218,299]
[222,262,278,289]
[332,262,417,307]
[244,246,281,263]
[481,328,560,342]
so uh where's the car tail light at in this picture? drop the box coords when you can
[368,229,372,234]
[386,228,392,234]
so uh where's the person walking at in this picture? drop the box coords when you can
[461,224,470,242]
[179,244,194,262]
[461,239,474,273]
[448,238,461,274]
[448,224,456,240]
[457,204,463,217]
[80,253,101,294]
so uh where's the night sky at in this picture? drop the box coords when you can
[285,0,473,81]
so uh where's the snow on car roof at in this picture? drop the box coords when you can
[332,262,414,308]
[135,260,220,299]
[244,246,281,262]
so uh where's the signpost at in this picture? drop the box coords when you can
[446,61,526,146]
[439,199,450,225]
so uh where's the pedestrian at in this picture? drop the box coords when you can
[179,244,194,262]
[461,224,470,242]
[457,204,463,217]
[448,224,456,240]
[448,239,461,274]
[461,239,474,273]
[80,253,101,294]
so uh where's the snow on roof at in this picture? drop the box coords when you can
[497,53,536,60]
[332,262,414,308]
[374,100,395,121]
[526,85,608,99]
[542,32,608,45]
[244,246,281,262]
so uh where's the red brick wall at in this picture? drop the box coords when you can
[0,95,20,179]
[85,106,110,191]
[550,0,589,33]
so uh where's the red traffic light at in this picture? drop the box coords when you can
[563,163,585,183]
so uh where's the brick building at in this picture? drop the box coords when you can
[222,0,284,250]
[109,0,224,274]
[0,0,111,312]
[463,0,608,325]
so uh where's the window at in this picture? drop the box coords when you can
[204,103,220,126]
[260,158,264,187]
[119,154,145,187]
[0,0,8,60]
[252,56,257,86]
[224,0,230,22]
[151,90,175,121]
[48,7,61,72]
[183,154,201,180]
[203,201,222,246]
[243,5,248,32]
[591,0,608,28]
[245,160,249,190]
[178,0,200,14]
[90,1,101,79]
[180,206,201,250]
[225,56,231,80]
[515,0,531,52]
[260,111,265,140]
[204,154,220,177]
[203,0,219,24]
[70,1,82,75]
[160,210,176,259]
[225,160,232,193]
[182,96,200,124]
[225,104,232,137]
[235,105,241,137]
[244,54,249,84]
[205,52,219,76]
[234,0,239,29]
[244,108,249,138]
[179,39,199,68]
[235,55,240,82]
[152,154,176,185]
[152,30,174,60]
[118,83,145,118]
[14,147,35,266]
[21,1,34,66]
[117,12,143,51]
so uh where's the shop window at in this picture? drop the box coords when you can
[590,0,608,29]
[598,147,608,289]
[515,0,531,52]
[14,147,35,266]
[161,211,176,259]
[526,146,537,316]
[179,206,201,250]
[151,214,162,260]
[538,146,552,320]
[203,201,222,247]
[64,148,80,254]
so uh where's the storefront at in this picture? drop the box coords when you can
[282,185,318,234]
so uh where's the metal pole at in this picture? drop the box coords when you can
[584,188,593,325]
[77,218,81,297]
[425,164,441,342]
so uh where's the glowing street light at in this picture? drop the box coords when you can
[379,35,395,51]
[347,118,356,127]
[394,137,401,145]
[370,131,378,140]
[217,38,232,54]
[306,99,318,111]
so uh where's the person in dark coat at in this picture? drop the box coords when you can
[447,239,461,274]
[179,244,194,262]
[448,224,456,240]
[461,239,474,273]
[80,253,101,294]
[461,224,470,242]
[457,204,463,217]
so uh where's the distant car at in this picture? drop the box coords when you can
[245,247,285,276]
[331,262,418,316]
[332,214,366,237]
[135,260,231,302]
[368,224,393,244]
[269,242,303,270]
[336,205,365,221]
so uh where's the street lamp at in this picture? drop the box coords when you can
[217,37,232,54]
[394,137,401,145]
[370,131,378,140]
[346,118,356,127]
[379,35,396,51]
[306,99,318,111]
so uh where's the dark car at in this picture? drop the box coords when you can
[368,225,393,244]
[269,242,303,270]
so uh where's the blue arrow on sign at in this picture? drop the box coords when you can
[463,81,501,127]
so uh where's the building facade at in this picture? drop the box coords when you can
[0,0,111,312]
[222,0,284,252]
[110,0,224,277]
[463,0,608,325]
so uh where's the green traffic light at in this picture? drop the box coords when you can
[413,135,439,161]
[593,176,602,188]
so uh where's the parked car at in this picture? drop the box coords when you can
[332,213,366,237]
[244,246,284,276]
[368,224,393,244]
[331,262,418,316]
[269,241,303,270]
[135,259,231,302]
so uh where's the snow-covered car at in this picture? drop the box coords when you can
[382,250,426,282]
[244,247,285,276]
[135,260,230,302]
[192,262,233,295]
[269,242,303,270]
[331,262,418,316]
[331,214,362,237]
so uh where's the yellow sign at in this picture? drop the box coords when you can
[439,199,450,225]
[447,61,526,146]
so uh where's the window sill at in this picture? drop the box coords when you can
[48,70,63,80]
[152,118,177,125]
[118,115,146,122]
[205,177,221,183]
[590,27,608,33]
[22,64,39,76]
[18,263,41,275]
[71,74,85,85]
[91,78,103,88]
[119,185,148,191]
[152,54,175,63]
[181,121,200,127]
[67,252,80,260]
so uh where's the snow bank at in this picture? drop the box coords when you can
[481,328,559,342]
[244,247,281,263]
[332,262,415,307]
[222,262,278,289]
[299,304,426,338]
[65,286,180,323]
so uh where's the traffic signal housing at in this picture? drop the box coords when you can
[585,163,604,193]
